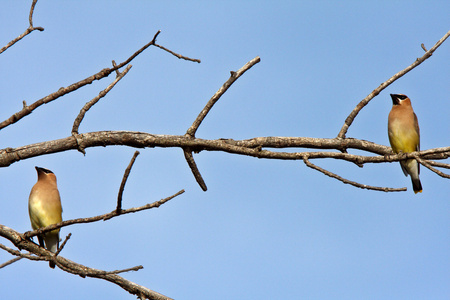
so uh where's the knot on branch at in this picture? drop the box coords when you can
[72,133,86,155]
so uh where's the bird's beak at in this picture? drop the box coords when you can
[390,94,400,105]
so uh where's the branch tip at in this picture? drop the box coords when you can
[117,151,140,212]
[186,56,261,137]
[183,149,207,191]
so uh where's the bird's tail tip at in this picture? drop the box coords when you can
[412,179,422,194]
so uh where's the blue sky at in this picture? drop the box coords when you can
[1,1,449,299]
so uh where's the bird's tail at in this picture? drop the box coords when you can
[402,159,422,194]
[412,177,422,194]
[44,232,60,269]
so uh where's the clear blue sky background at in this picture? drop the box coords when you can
[1,1,449,299]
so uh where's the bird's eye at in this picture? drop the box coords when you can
[398,95,407,100]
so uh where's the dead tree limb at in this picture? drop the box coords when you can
[0,0,44,54]
[337,29,450,139]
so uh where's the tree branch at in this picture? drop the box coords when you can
[337,29,450,138]
[183,148,207,191]
[154,43,201,63]
[0,256,23,269]
[117,151,140,213]
[0,225,172,300]
[415,156,450,179]
[23,189,184,238]
[0,0,44,55]
[1,133,448,169]
[1,188,183,298]
[303,157,407,192]
[72,64,132,135]
[186,56,261,137]
[0,30,198,131]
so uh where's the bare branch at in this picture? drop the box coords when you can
[115,30,161,69]
[0,226,172,300]
[183,149,207,191]
[0,68,112,131]
[0,0,44,55]
[425,160,450,169]
[303,157,407,192]
[0,30,197,131]
[186,56,261,137]
[0,256,22,269]
[72,64,132,135]
[28,0,41,28]
[117,151,141,213]
[421,43,428,52]
[55,233,72,257]
[415,156,450,179]
[337,29,450,138]
[112,60,120,76]
[92,265,144,275]
[24,189,185,237]
[0,243,43,262]
[154,43,201,63]
[2,133,448,170]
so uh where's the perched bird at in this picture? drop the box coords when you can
[388,94,422,193]
[28,167,63,268]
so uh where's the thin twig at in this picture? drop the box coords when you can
[337,29,450,139]
[90,265,143,275]
[0,0,44,55]
[415,156,450,179]
[112,60,120,76]
[0,243,43,262]
[23,189,184,238]
[1,30,197,131]
[117,151,140,213]
[186,56,261,137]
[154,43,201,63]
[0,256,22,269]
[183,149,207,191]
[115,30,161,70]
[55,233,72,256]
[72,65,132,135]
[303,157,407,192]
[28,0,40,27]
[425,160,450,169]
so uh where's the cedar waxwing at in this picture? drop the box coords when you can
[388,94,422,193]
[28,167,63,268]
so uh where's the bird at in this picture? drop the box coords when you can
[28,166,63,268]
[388,94,422,193]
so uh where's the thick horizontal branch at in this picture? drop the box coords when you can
[0,131,448,169]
